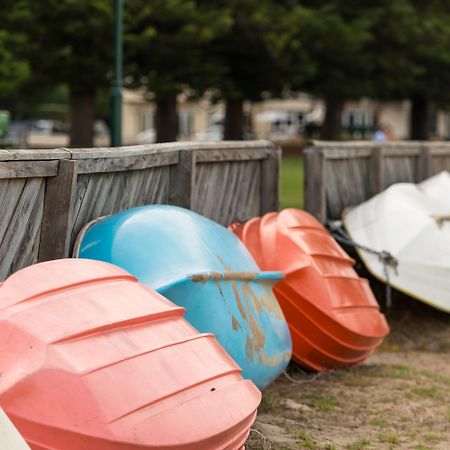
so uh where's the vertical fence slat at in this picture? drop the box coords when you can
[260,148,280,214]
[417,145,432,181]
[38,160,78,262]
[168,149,196,209]
[369,146,385,196]
[304,147,326,223]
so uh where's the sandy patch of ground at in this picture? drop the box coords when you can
[246,297,450,450]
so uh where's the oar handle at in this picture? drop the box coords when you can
[188,271,284,283]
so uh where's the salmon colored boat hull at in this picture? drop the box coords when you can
[0,259,261,450]
[231,209,389,371]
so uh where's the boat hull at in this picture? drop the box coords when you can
[420,171,450,208]
[343,183,450,312]
[231,209,389,371]
[75,205,292,389]
[160,275,291,390]
[0,259,261,450]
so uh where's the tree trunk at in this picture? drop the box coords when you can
[69,90,95,148]
[321,97,344,140]
[410,95,430,140]
[224,98,244,140]
[155,95,178,143]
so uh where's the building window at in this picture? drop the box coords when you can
[342,110,374,137]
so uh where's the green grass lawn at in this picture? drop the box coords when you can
[280,156,304,210]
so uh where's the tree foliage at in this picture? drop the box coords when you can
[9,0,114,146]
[2,0,450,143]
[0,33,29,95]
[0,2,30,96]
[368,0,450,138]
[284,0,450,138]
[391,0,450,104]
[206,0,313,138]
[125,0,232,141]
[126,0,231,96]
[16,0,113,94]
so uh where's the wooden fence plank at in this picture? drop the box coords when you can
[0,161,59,179]
[322,148,373,159]
[169,149,196,209]
[417,145,432,181]
[260,148,280,213]
[70,167,170,248]
[76,151,178,174]
[68,140,273,159]
[429,145,450,156]
[382,148,421,157]
[192,160,261,225]
[0,148,70,161]
[0,178,45,279]
[369,146,384,196]
[383,153,417,187]
[304,147,326,223]
[38,160,78,261]
[325,157,371,220]
[194,148,267,163]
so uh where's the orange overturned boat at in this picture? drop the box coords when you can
[231,209,389,371]
[0,259,261,450]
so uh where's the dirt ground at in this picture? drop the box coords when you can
[246,295,450,450]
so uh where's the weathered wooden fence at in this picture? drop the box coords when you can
[0,140,280,280]
[304,140,450,223]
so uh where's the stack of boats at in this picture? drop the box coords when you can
[1,186,413,448]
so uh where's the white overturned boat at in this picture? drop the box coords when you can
[343,178,450,312]
[420,171,450,208]
[0,408,30,449]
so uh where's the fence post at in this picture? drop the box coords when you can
[417,145,432,181]
[169,148,196,209]
[369,146,385,196]
[38,159,78,261]
[304,146,326,223]
[260,147,281,214]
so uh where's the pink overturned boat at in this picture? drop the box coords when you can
[0,259,261,450]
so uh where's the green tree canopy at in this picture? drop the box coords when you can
[402,0,450,138]
[208,0,313,139]
[288,0,382,138]
[14,0,114,146]
[293,0,450,139]
[0,2,30,98]
[125,0,232,142]
[3,0,450,144]
[0,32,29,95]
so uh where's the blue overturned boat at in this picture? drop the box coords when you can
[74,205,292,389]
